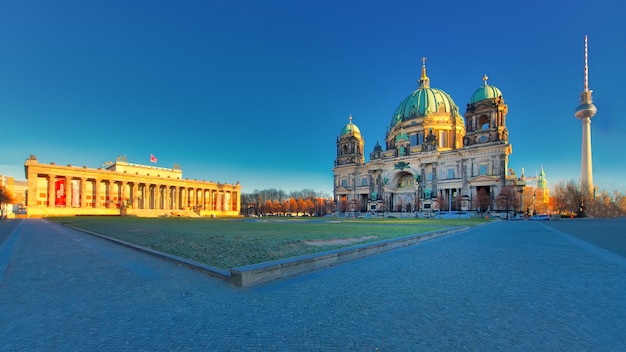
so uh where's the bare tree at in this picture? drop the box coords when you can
[550,181,567,215]
[496,186,520,219]
[565,180,583,216]
[585,190,626,218]
[436,194,447,212]
[474,188,491,212]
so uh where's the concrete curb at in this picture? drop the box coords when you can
[61,223,231,280]
[230,226,469,287]
[61,222,469,287]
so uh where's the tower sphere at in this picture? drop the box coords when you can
[575,100,597,120]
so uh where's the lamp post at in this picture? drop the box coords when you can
[414,177,420,216]
[516,182,525,217]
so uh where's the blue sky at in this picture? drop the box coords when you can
[1,0,625,196]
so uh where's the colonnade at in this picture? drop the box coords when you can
[24,158,241,217]
[34,175,235,211]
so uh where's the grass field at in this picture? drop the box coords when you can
[51,216,488,269]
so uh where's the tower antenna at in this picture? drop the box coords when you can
[584,35,589,92]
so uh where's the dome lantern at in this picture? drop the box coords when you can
[470,74,503,104]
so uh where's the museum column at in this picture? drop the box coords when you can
[181,188,187,210]
[155,184,162,210]
[106,179,114,208]
[65,176,72,207]
[171,186,178,210]
[130,183,137,209]
[47,174,55,208]
[94,179,101,208]
[120,181,127,208]
[163,185,170,210]
[80,178,87,208]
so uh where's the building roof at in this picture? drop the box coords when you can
[390,61,461,129]
[470,74,503,104]
[339,115,362,139]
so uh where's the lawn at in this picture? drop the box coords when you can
[51,216,487,269]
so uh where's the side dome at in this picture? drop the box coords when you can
[390,62,461,129]
[470,74,503,104]
[339,115,362,139]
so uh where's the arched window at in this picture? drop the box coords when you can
[479,115,490,130]
[398,174,414,188]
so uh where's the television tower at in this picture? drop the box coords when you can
[574,35,597,196]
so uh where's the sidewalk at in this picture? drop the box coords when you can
[1,218,625,351]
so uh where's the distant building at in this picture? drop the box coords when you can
[1,175,28,218]
[23,155,241,217]
[521,167,550,215]
[333,59,522,216]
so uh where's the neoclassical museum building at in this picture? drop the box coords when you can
[23,155,241,217]
[334,60,520,215]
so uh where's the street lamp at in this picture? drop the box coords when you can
[516,182,525,217]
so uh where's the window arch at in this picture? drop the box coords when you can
[478,115,490,130]
[398,174,415,188]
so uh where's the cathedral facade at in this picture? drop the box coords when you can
[333,61,517,216]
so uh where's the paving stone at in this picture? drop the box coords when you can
[0,218,625,351]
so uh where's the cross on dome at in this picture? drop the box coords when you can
[419,56,430,88]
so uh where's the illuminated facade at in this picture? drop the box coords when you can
[333,59,518,215]
[23,155,241,217]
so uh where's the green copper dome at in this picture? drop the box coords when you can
[340,115,362,139]
[391,88,460,128]
[470,75,503,104]
[390,62,461,129]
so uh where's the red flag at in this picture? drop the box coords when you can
[150,154,157,163]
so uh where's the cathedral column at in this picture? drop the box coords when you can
[431,163,438,196]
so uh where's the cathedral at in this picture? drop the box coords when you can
[333,59,518,216]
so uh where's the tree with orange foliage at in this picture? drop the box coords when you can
[297,198,306,215]
[304,198,315,215]
[0,186,14,219]
[289,198,297,215]
[272,200,281,215]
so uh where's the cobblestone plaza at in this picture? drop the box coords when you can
[1,218,625,351]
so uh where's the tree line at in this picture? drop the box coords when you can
[549,180,626,217]
[240,189,335,216]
